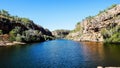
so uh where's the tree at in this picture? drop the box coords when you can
[9,27,21,41]
[107,4,117,10]
[21,18,31,25]
[16,34,22,42]
[9,30,16,41]
[0,10,10,17]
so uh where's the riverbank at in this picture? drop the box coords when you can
[0,41,26,47]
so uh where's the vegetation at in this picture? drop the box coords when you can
[71,22,83,33]
[98,4,117,16]
[0,9,33,26]
[0,10,10,17]
[0,30,3,35]
[101,28,110,39]
[9,27,21,41]
[85,16,94,20]
[107,4,117,10]
[16,34,22,42]
[101,25,120,43]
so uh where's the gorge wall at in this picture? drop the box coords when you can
[67,4,120,43]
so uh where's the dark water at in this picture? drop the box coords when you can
[0,39,120,68]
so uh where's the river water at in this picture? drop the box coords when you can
[0,39,120,68]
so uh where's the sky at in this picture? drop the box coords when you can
[0,0,120,31]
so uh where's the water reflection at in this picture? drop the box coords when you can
[80,42,120,67]
[0,40,120,68]
[103,44,120,66]
[80,42,105,61]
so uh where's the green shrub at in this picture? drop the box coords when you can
[97,4,117,16]
[16,34,22,42]
[101,28,111,38]
[103,25,120,43]
[107,4,117,10]
[9,27,21,42]
[109,33,120,43]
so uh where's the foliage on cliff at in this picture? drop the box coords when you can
[101,26,120,43]
[0,10,54,43]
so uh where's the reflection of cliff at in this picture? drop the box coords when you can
[80,42,105,61]
[81,42,120,66]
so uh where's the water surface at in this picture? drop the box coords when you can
[0,39,120,68]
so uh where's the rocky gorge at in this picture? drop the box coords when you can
[1,4,120,46]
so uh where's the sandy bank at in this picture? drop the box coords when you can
[0,41,26,46]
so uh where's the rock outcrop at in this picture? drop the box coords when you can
[67,4,120,42]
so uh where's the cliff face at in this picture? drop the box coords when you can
[67,4,120,42]
[0,17,52,36]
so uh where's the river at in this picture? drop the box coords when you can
[0,39,120,68]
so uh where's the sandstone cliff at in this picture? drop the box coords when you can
[67,4,120,42]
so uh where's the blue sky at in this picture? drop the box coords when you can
[0,0,120,31]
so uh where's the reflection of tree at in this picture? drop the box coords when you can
[103,44,120,66]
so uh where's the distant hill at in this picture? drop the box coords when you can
[67,4,120,43]
[52,29,70,38]
[0,10,54,44]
